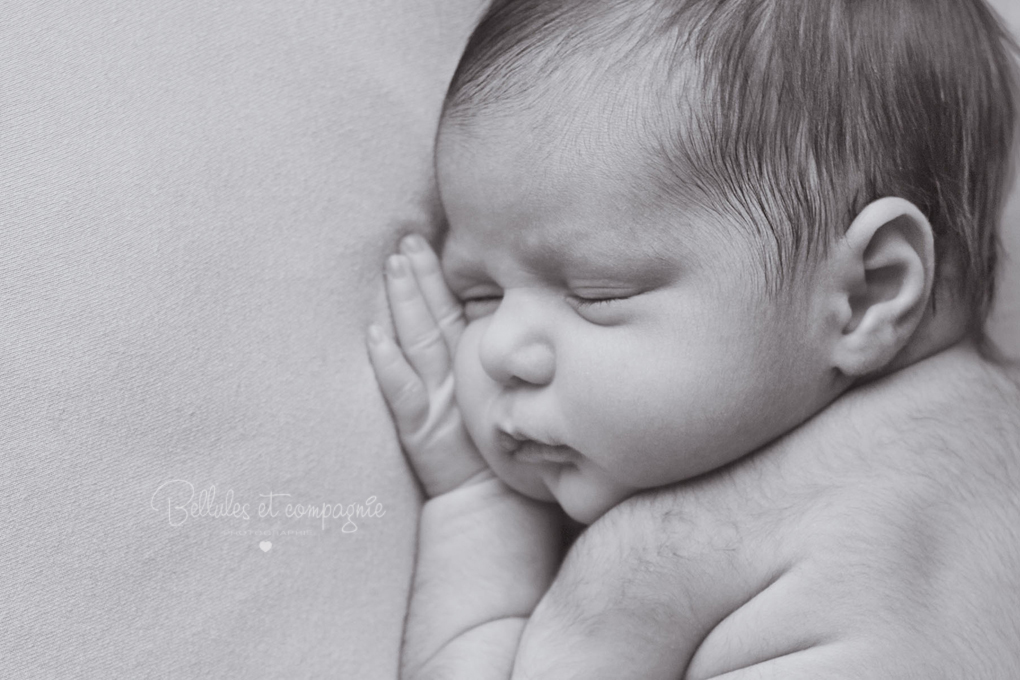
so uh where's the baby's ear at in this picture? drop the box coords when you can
[828,197,935,377]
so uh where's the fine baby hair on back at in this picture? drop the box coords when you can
[442,0,1018,335]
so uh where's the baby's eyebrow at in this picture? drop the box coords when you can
[441,217,684,288]
[521,226,677,278]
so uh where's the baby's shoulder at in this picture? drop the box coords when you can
[860,344,1018,438]
[804,342,1020,485]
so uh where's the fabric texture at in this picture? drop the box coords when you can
[1,1,1017,678]
[1,1,482,677]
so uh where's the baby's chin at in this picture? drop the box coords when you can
[557,494,614,525]
[542,464,637,526]
[484,452,638,525]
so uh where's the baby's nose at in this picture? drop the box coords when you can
[484,342,555,386]
[478,294,555,386]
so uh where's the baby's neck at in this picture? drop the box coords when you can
[862,293,974,385]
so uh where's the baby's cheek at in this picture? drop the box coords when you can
[453,325,489,440]
[560,361,689,487]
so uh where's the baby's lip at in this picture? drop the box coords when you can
[496,430,578,464]
[513,441,580,465]
[497,430,523,453]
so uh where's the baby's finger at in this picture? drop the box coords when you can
[399,234,465,352]
[367,324,429,435]
[385,254,451,390]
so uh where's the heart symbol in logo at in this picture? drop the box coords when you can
[259,541,272,553]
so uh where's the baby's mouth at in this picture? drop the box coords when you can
[497,431,580,465]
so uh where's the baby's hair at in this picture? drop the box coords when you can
[443,0,1018,332]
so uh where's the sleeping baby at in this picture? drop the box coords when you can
[368,0,1019,676]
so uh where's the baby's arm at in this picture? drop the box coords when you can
[368,236,562,680]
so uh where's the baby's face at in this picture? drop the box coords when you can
[437,119,832,524]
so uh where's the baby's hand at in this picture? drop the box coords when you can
[371,238,563,680]
[368,234,491,498]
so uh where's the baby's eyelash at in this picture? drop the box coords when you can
[460,294,502,320]
[568,291,643,319]
[570,295,616,309]
[568,292,640,312]
[460,294,502,304]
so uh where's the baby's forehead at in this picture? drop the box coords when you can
[434,85,758,282]
[439,179,722,284]
[436,57,711,242]
[437,106,677,222]
[440,220,682,296]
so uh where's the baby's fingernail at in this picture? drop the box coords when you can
[401,234,426,253]
[367,324,385,344]
[386,254,406,277]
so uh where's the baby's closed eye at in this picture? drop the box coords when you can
[566,287,645,323]
[461,294,502,321]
